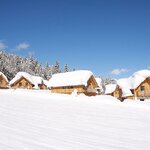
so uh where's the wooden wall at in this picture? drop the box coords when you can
[50,75,98,96]
[51,85,85,94]
[11,77,33,89]
[0,75,8,89]
[38,84,47,90]
[112,86,122,99]
[135,77,150,97]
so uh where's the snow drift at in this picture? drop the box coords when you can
[0,89,150,150]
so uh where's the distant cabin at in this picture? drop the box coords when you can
[134,77,150,99]
[105,83,133,101]
[105,84,122,99]
[9,72,48,90]
[0,72,8,89]
[48,70,98,96]
[32,76,48,90]
[117,70,150,100]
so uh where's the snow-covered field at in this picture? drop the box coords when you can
[0,89,150,150]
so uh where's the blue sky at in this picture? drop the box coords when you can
[0,0,150,78]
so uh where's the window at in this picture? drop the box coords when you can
[26,82,29,88]
[19,82,22,87]
[141,86,145,91]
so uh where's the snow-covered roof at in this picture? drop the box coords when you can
[117,70,150,90]
[48,70,94,87]
[95,77,103,91]
[117,78,131,89]
[105,84,117,94]
[10,72,35,86]
[121,88,133,97]
[43,80,49,86]
[9,72,46,89]
[0,72,8,82]
[95,77,102,87]
[32,76,43,85]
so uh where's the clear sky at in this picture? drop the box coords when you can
[0,0,150,78]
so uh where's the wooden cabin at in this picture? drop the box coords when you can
[117,70,150,100]
[48,70,98,96]
[10,74,34,89]
[133,77,150,100]
[105,84,122,99]
[10,72,47,90]
[32,76,48,90]
[38,82,47,90]
[0,72,8,89]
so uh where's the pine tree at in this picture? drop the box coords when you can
[64,64,68,72]
[52,61,61,74]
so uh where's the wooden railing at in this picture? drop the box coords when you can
[87,88,97,93]
[137,90,150,97]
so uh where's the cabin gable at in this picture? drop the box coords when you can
[0,75,8,89]
[10,76,34,89]
[135,77,150,97]
[112,86,122,99]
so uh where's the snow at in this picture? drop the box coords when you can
[95,77,103,91]
[95,77,102,87]
[105,84,117,94]
[121,88,133,97]
[48,70,94,87]
[0,72,8,82]
[0,89,150,150]
[43,80,49,86]
[32,76,43,85]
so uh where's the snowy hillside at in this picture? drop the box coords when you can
[0,90,150,150]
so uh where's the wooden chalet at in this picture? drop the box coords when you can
[48,70,98,96]
[132,77,150,100]
[32,76,48,90]
[0,72,8,89]
[105,84,122,99]
[117,70,150,100]
[10,72,48,90]
[10,72,35,89]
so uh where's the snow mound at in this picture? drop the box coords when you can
[1,90,150,150]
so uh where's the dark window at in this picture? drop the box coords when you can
[141,86,145,91]
[26,82,29,88]
[19,82,22,87]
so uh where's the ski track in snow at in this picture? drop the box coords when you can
[0,89,150,150]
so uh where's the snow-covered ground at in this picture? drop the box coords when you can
[0,89,150,150]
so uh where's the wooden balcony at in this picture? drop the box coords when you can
[137,90,150,97]
[87,87,97,93]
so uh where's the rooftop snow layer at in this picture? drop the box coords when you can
[121,88,133,97]
[105,84,117,94]
[95,77,102,88]
[48,70,94,87]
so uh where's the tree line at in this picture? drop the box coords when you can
[0,51,69,81]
